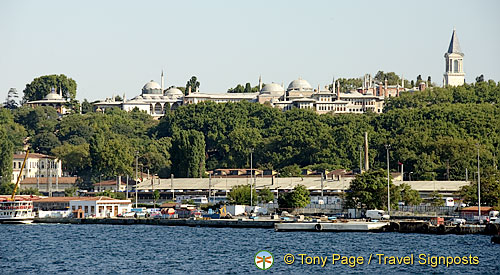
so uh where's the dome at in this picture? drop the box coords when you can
[45,92,63,100]
[143,80,161,90]
[260,83,284,95]
[142,80,162,95]
[287,77,313,91]
[165,87,184,97]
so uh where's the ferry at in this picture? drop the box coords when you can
[0,148,35,224]
[0,200,35,224]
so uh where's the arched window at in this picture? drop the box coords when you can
[454,60,459,73]
[154,103,162,114]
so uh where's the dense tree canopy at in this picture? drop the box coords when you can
[1,79,499,196]
[22,74,77,102]
[345,169,401,210]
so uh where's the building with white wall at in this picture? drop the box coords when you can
[69,197,132,218]
[12,153,62,184]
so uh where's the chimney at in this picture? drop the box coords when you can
[364,132,369,171]
[188,86,192,95]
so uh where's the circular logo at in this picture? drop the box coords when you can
[254,250,274,270]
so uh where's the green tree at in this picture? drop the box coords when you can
[64,186,78,197]
[399,183,422,206]
[170,130,206,178]
[0,128,14,193]
[4,88,20,109]
[52,143,91,176]
[23,74,77,102]
[185,76,200,95]
[81,99,93,114]
[258,187,275,203]
[459,175,500,207]
[278,184,310,209]
[90,132,133,178]
[228,184,257,205]
[278,164,302,177]
[153,190,160,207]
[429,191,444,206]
[20,187,41,195]
[32,132,61,155]
[346,169,400,210]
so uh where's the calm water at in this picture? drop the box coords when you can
[1,224,499,274]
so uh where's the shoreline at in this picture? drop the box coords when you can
[31,217,500,235]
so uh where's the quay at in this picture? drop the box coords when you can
[34,217,500,235]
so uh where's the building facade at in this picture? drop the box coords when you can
[12,153,62,184]
[25,87,69,115]
[69,197,132,218]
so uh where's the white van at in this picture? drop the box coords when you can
[366,210,390,220]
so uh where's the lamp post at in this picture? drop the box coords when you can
[250,148,254,207]
[477,144,481,220]
[135,151,138,208]
[385,144,391,215]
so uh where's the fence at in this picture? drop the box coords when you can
[394,205,459,216]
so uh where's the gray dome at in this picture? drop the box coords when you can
[260,83,284,95]
[142,80,162,94]
[287,77,313,91]
[165,87,184,97]
[45,92,63,100]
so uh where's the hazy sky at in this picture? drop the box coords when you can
[1,0,499,102]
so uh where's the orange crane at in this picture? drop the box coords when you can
[10,149,29,201]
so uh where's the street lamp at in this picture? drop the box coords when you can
[135,151,139,208]
[250,148,254,207]
[385,144,391,215]
[476,143,481,220]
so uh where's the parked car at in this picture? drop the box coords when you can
[366,210,390,220]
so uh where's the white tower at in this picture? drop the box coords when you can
[161,70,165,93]
[443,28,465,87]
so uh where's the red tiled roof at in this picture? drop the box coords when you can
[459,206,493,212]
[21,177,77,184]
[93,180,118,186]
[13,153,56,159]
[0,195,43,202]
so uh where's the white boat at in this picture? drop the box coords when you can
[0,200,35,224]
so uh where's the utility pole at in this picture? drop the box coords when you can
[359,145,362,173]
[250,148,254,207]
[135,151,138,208]
[171,174,174,202]
[321,172,324,197]
[477,144,481,220]
[126,175,129,199]
[446,159,450,180]
[209,173,212,204]
[385,144,391,215]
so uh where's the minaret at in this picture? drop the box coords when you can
[258,75,263,91]
[336,80,340,101]
[331,76,335,93]
[443,28,465,87]
[161,70,164,93]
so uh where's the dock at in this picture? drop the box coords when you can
[274,221,389,232]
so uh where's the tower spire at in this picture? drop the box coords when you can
[161,70,164,93]
[258,75,262,91]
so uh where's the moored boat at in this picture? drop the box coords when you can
[0,200,35,224]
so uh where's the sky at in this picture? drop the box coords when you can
[1,0,499,102]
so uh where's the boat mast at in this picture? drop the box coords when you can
[11,149,29,201]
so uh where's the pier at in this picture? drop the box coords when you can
[34,217,500,235]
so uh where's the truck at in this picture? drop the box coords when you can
[366,210,390,220]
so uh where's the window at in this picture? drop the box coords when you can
[454,60,459,73]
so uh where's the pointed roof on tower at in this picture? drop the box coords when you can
[447,28,462,54]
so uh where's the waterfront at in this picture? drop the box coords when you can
[1,224,499,274]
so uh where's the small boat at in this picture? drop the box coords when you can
[0,200,35,224]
